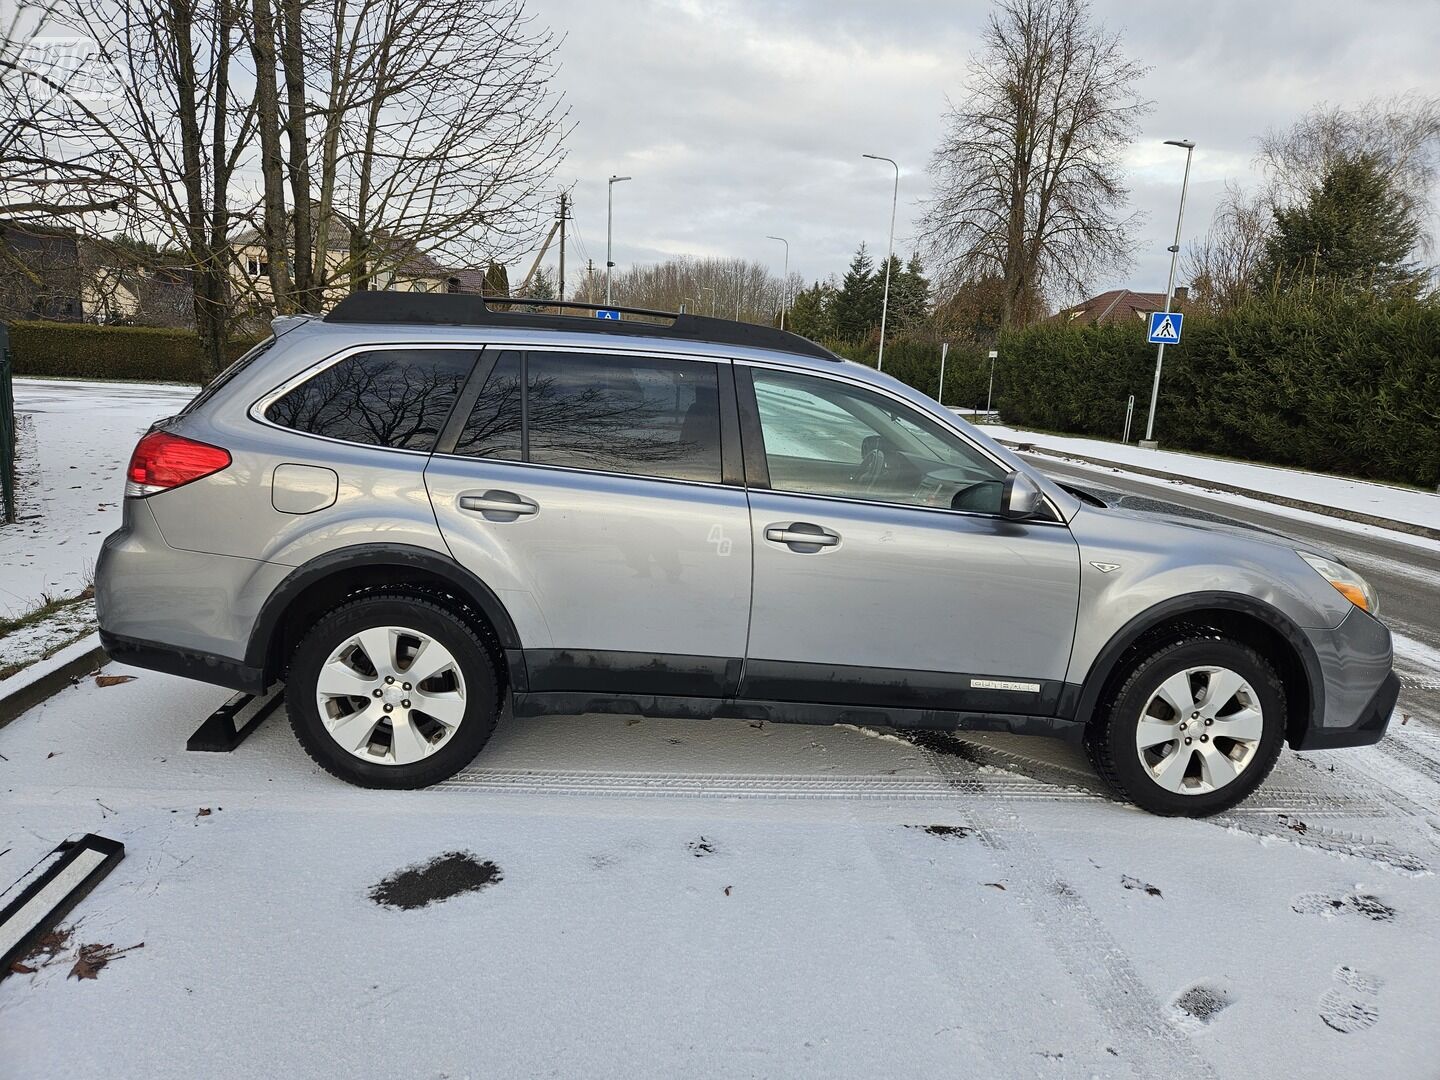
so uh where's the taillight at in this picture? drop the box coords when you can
[125,431,231,497]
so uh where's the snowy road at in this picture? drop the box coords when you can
[3,668,1440,1078]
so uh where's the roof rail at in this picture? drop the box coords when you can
[322,291,840,361]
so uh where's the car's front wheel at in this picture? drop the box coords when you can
[1086,636,1286,816]
[286,594,500,788]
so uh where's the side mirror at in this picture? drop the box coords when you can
[1001,471,1042,520]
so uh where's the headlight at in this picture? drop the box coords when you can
[1298,551,1379,615]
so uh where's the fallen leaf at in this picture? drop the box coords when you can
[68,941,143,980]
[95,675,136,688]
[196,807,211,817]
[1121,874,1163,898]
[723,885,732,896]
[983,882,1007,891]
[9,961,36,975]
[46,751,58,759]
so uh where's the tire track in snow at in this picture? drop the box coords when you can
[918,746,1219,1080]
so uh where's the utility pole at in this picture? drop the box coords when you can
[766,235,789,329]
[606,174,631,306]
[1142,139,1196,447]
[557,192,568,301]
[863,154,899,370]
[938,342,949,405]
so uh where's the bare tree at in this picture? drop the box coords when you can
[2,0,255,372]
[1258,93,1440,254]
[1182,183,1270,312]
[0,3,137,223]
[242,0,568,313]
[922,0,1150,326]
[576,255,800,325]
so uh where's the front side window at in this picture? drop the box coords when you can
[265,348,476,451]
[751,368,1008,513]
[452,350,723,484]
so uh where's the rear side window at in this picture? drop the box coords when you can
[453,351,522,460]
[452,351,722,484]
[265,348,476,452]
[183,336,275,415]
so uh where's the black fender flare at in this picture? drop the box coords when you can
[245,543,522,679]
[1072,591,1325,739]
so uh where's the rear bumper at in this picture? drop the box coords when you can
[100,630,268,694]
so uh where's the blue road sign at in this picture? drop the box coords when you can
[1147,311,1183,345]
[595,309,621,320]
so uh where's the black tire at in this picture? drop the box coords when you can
[286,594,501,789]
[1085,636,1286,817]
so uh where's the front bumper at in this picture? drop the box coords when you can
[1291,670,1398,750]
[1291,607,1396,750]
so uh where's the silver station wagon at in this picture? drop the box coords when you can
[96,293,1397,815]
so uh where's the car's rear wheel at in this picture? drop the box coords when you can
[286,594,500,788]
[1086,637,1286,816]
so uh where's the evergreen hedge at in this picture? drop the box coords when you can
[994,295,1440,489]
[8,321,260,384]
[825,337,995,412]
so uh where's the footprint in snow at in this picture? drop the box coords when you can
[1318,965,1382,1033]
[688,837,717,858]
[1170,981,1234,1030]
[1291,892,1396,921]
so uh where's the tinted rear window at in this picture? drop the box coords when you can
[451,350,722,483]
[527,352,721,482]
[453,351,522,460]
[266,348,477,451]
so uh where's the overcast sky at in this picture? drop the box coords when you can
[530,0,1440,303]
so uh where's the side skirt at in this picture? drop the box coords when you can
[510,691,1085,742]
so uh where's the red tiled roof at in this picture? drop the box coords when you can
[1056,289,1168,326]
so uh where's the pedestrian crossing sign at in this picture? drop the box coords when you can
[1147,311,1183,344]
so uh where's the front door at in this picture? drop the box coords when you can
[425,347,752,699]
[736,365,1080,718]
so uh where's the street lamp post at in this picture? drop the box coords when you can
[938,342,949,404]
[1141,140,1195,447]
[766,235,789,329]
[701,286,716,316]
[605,174,631,306]
[986,349,997,415]
[863,154,899,371]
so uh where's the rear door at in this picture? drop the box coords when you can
[425,346,753,699]
[736,364,1081,718]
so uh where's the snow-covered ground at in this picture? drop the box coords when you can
[980,422,1440,533]
[0,378,197,616]
[3,665,1440,1077]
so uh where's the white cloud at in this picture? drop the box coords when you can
[530,0,1440,300]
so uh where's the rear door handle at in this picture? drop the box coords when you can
[458,490,538,521]
[764,522,840,551]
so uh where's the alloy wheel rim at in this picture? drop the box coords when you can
[1134,665,1264,795]
[314,625,467,766]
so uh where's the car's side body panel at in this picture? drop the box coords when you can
[93,311,1394,760]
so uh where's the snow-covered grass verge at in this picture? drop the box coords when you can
[978,421,1440,532]
[0,593,97,680]
[0,378,196,616]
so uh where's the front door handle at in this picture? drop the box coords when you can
[458,490,538,521]
[764,522,840,551]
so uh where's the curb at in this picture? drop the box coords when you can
[1000,441,1440,542]
[0,633,107,730]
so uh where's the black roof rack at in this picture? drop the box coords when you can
[322,291,840,361]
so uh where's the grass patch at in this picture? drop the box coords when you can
[0,586,94,638]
